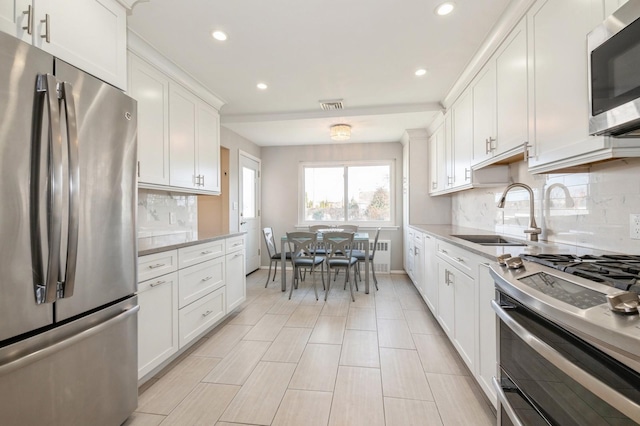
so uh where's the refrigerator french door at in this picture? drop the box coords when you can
[0,31,138,425]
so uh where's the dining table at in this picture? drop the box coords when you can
[280,231,371,294]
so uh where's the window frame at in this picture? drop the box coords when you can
[298,160,395,227]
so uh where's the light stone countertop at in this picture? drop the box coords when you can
[408,224,615,262]
[138,231,246,256]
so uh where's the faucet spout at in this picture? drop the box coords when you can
[497,183,542,241]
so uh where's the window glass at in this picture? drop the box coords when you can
[304,167,344,221]
[348,165,391,221]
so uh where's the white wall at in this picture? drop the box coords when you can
[261,142,404,270]
[452,158,640,253]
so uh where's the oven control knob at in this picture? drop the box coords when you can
[505,256,524,270]
[497,254,512,266]
[607,292,640,315]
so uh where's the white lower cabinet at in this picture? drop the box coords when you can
[179,286,225,348]
[178,257,225,309]
[436,259,455,337]
[423,234,438,314]
[477,263,498,408]
[226,249,246,312]
[137,271,179,379]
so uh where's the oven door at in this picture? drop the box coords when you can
[492,292,640,426]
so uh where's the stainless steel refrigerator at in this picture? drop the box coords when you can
[0,31,138,425]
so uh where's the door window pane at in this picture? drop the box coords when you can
[242,166,256,218]
[304,167,344,221]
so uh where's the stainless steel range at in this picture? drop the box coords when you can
[490,254,640,425]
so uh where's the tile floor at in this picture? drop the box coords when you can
[125,270,496,426]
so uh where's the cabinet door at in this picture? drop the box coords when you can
[496,18,528,153]
[35,0,127,89]
[137,272,179,379]
[423,234,437,315]
[407,229,415,280]
[196,101,221,193]
[428,132,439,193]
[444,112,454,189]
[452,90,473,187]
[477,263,497,408]
[178,257,225,309]
[129,54,170,186]
[452,268,475,372]
[414,234,424,295]
[169,83,197,189]
[0,0,32,42]
[226,250,246,312]
[472,63,496,164]
[436,259,454,336]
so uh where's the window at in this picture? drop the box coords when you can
[301,161,393,224]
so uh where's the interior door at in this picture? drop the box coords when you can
[239,152,260,274]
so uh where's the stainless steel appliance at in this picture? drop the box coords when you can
[490,254,640,425]
[0,31,138,425]
[589,0,640,136]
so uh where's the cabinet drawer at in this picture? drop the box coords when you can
[178,240,225,269]
[436,240,473,276]
[138,250,178,283]
[178,257,225,309]
[225,235,245,253]
[179,287,225,348]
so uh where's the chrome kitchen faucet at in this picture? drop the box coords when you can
[497,183,542,242]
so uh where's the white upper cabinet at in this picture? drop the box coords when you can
[429,122,447,194]
[129,53,170,186]
[0,0,128,89]
[472,63,496,165]
[169,83,198,190]
[196,102,221,193]
[495,17,529,155]
[452,89,473,188]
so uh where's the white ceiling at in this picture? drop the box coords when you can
[127,0,511,146]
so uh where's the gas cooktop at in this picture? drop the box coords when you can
[521,254,640,294]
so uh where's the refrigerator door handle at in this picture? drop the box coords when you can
[58,81,79,299]
[32,74,63,304]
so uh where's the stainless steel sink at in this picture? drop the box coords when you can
[451,235,527,246]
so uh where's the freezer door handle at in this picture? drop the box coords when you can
[58,81,79,299]
[31,74,63,304]
[0,304,139,377]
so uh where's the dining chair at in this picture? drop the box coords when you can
[262,227,293,288]
[323,232,358,302]
[286,232,325,300]
[354,227,381,291]
[341,224,358,232]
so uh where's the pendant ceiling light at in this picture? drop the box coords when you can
[330,124,351,141]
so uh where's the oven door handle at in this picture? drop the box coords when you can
[492,377,525,426]
[492,300,640,423]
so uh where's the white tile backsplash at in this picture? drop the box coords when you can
[138,189,198,239]
[452,158,640,254]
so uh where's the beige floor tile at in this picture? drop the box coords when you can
[216,423,255,426]
[320,298,350,316]
[375,297,405,320]
[219,361,297,425]
[373,279,396,299]
[346,307,377,331]
[161,383,240,425]
[122,412,165,426]
[229,303,274,325]
[136,356,220,415]
[351,291,375,308]
[268,297,302,315]
[380,347,434,400]
[377,318,415,349]
[243,314,290,341]
[137,378,158,396]
[328,366,385,426]
[309,315,347,344]
[192,324,253,358]
[340,330,380,368]
[271,389,333,426]
[262,327,312,363]
[398,292,429,311]
[404,309,444,335]
[289,343,341,391]
[413,333,469,375]
[286,304,323,328]
[384,397,443,426]
[427,373,495,426]
[202,340,271,385]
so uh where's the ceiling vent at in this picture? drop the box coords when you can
[319,99,344,111]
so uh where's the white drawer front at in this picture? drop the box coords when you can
[138,250,178,283]
[178,240,225,269]
[178,257,225,309]
[225,235,245,253]
[436,240,473,276]
[179,287,225,348]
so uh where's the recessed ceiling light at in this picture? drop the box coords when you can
[415,69,428,77]
[435,2,455,16]
[212,30,228,41]
[257,83,268,90]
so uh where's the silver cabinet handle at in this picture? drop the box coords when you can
[431,181,437,190]
[150,280,166,287]
[40,14,50,43]
[488,137,496,152]
[201,250,213,255]
[440,249,448,254]
[233,242,242,247]
[202,310,213,318]
[148,263,166,269]
[201,276,213,282]
[201,174,205,186]
[491,300,640,423]
[456,257,464,262]
[233,254,242,259]
[492,377,525,426]
[464,168,471,181]
[22,5,33,34]
[414,247,420,255]
[444,270,450,285]
[447,175,453,186]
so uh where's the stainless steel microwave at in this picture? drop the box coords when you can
[589,0,640,136]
